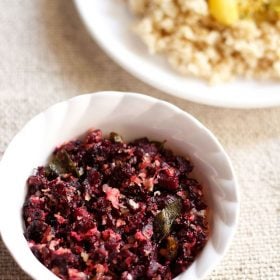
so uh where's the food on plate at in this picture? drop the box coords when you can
[209,0,239,25]
[127,0,280,83]
[23,128,208,280]
[209,0,280,25]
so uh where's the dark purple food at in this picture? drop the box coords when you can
[23,129,208,280]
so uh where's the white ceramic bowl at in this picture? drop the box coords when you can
[74,0,280,108]
[0,92,239,280]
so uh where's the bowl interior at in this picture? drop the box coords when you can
[0,92,238,280]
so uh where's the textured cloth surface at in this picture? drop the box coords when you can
[0,1,279,279]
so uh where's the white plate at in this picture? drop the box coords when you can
[74,0,280,108]
[0,92,239,280]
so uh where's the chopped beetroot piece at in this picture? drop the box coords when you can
[158,171,179,191]
[23,129,208,280]
[25,220,49,243]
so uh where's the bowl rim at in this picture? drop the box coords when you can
[73,0,280,109]
[0,91,239,280]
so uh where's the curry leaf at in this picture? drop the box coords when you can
[151,140,167,150]
[109,132,124,143]
[153,198,182,241]
[159,236,179,260]
[48,149,83,177]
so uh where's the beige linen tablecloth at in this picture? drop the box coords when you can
[0,1,279,279]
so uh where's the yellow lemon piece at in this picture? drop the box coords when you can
[270,0,280,13]
[209,0,239,25]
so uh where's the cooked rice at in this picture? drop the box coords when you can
[127,0,280,84]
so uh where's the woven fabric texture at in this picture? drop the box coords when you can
[0,1,279,279]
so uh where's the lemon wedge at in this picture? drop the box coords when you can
[209,0,239,25]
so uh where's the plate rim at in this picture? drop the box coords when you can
[73,0,280,109]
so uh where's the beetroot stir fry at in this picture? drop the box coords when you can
[23,129,208,280]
